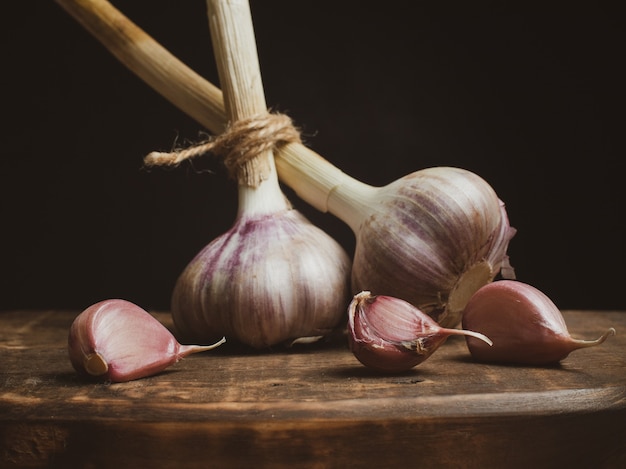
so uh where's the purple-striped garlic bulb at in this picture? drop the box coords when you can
[171,187,352,348]
[171,0,351,349]
[281,162,516,328]
[351,167,516,327]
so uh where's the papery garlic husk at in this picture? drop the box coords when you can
[347,291,492,373]
[349,167,516,328]
[68,299,224,382]
[171,208,352,349]
[462,280,616,365]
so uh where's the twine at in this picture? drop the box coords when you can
[144,112,301,186]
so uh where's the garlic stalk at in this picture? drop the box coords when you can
[56,0,515,328]
[170,0,351,348]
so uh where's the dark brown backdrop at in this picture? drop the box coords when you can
[2,1,623,311]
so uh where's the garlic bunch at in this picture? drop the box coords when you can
[348,291,492,373]
[171,0,351,348]
[57,0,515,329]
[68,299,225,383]
[462,280,616,365]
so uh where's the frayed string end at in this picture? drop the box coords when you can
[142,112,301,178]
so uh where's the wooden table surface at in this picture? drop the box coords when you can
[1,309,625,468]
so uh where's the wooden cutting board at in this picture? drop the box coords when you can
[1,309,625,468]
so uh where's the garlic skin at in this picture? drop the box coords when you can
[345,166,516,328]
[171,208,352,348]
[462,280,616,365]
[347,291,492,373]
[68,299,224,382]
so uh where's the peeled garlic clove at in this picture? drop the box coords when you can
[347,291,492,373]
[68,299,224,382]
[462,280,616,365]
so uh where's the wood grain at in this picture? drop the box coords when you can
[1,310,625,468]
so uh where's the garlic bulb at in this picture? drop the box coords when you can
[280,159,516,328]
[172,196,352,347]
[348,291,492,373]
[171,0,351,348]
[352,167,515,328]
[68,299,225,383]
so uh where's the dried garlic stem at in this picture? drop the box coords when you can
[206,0,274,188]
[54,0,227,134]
[53,0,355,214]
[206,0,291,218]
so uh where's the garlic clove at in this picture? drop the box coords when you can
[347,291,492,373]
[461,280,616,365]
[68,299,224,382]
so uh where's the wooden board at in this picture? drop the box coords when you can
[1,309,625,468]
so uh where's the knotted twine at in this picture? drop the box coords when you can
[143,112,301,187]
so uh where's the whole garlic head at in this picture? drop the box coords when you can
[172,208,352,348]
[351,167,516,328]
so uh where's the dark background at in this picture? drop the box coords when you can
[2,1,623,312]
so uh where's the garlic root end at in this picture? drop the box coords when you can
[445,261,493,326]
[288,335,324,346]
[83,352,108,376]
